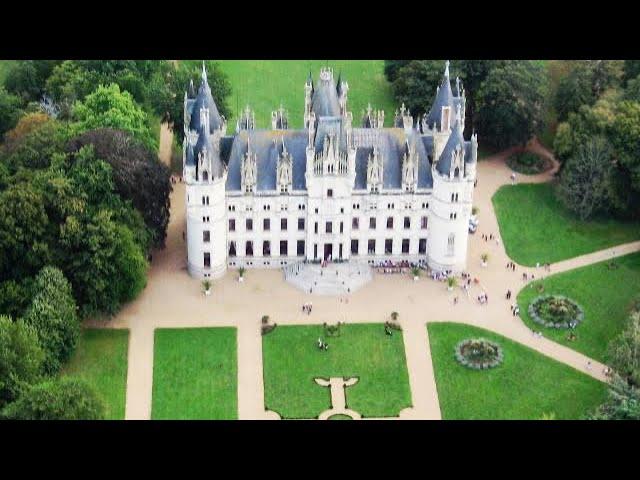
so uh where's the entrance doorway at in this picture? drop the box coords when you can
[324,243,333,261]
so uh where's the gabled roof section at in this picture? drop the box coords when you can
[436,118,465,176]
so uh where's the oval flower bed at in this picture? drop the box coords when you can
[507,151,551,175]
[528,294,584,329]
[455,338,504,370]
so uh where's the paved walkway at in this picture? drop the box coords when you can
[90,131,640,420]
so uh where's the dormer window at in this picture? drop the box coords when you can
[441,106,451,132]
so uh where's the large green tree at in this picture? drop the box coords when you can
[2,377,105,420]
[22,266,80,374]
[383,60,411,83]
[557,137,615,220]
[607,310,640,387]
[71,83,157,151]
[67,129,172,248]
[0,86,22,140]
[476,61,549,149]
[0,315,44,409]
[609,101,640,195]
[3,60,62,104]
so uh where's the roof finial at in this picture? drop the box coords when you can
[202,61,207,82]
[444,60,450,78]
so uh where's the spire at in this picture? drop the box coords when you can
[202,61,208,83]
[444,60,450,79]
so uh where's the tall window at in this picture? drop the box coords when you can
[203,252,211,268]
[229,219,236,231]
[351,239,359,255]
[421,216,428,229]
[340,221,344,233]
[419,238,427,254]
[246,219,253,231]
[229,241,237,257]
[263,241,271,257]
[297,240,305,256]
[369,217,376,229]
[404,217,411,229]
[279,240,288,256]
[246,241,253,256]
[352,217,359,230]
[298,218,305,231]
[402,239,410,254]
[314,222,318,234]
[327,189,333,198]
[368,239,376,254]
[326,221,332,234]
[385,239,393,254]
[203,230,210,243]
[447,234,455,256]
[281,218,287,231]
[386,217,393,229]
[263,218,270,231]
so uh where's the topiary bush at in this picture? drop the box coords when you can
[528,294,584,329]
[455,338,504,370]
[507,151,551,175]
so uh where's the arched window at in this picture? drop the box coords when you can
[447,234,455,256]
[454,167,460,178]
[202,171,209,181]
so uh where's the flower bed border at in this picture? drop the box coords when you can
[454,338,504,370]
[528,294,584,329]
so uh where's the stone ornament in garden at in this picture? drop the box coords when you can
[528,294,584,329]
[455,338,504,370]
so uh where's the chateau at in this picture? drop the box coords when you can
[183,61,478,279]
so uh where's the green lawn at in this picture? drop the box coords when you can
[62,329,129,420]
[493,183,640,266]
[205,60,396,129]
[428,323,607,419]
[517,252,640,362]
[262,323,411,419]
[152,327,237,420]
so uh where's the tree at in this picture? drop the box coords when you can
[60,209,147,316]
[623,60,640,85]
[391,60,462,119]
[383,60,411,83]
[0,86,22,140]
[588,374,640,420]
[557,137,615,220]
[0,184,51,280]
[3,112,51,144]
[22,266,80,374]
[2,377,105,420]
[71,83,157,151]
[0,118,69,173]
[609,101,640,195]
[476,61,549,149]
[3,61,62,104]
[67,129,172,248]
[0,279,34,319]
[623,74,640,103]
[43,60,93,118]
[607,310,640,387]
[554,63,597,121]
[0,315,44,409]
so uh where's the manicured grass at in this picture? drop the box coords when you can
[517,252,640,362]
[152,327,237,420]
[262,323,411,419]
[493,183,640,266]
[210,60,396,129]
[428,323,607,419]
[62,329,129,420]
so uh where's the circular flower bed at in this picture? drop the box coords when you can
[528,295,584,329]
[455,338,504,370]
[507,151,551,175]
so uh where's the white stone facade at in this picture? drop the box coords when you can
[183,62,477,279]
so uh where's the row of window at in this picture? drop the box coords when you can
[228,204,306,213]
[224,216,430,233]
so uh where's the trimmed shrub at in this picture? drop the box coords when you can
[455,338,504,370]
[528,294,584,329]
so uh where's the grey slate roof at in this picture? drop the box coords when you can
[225,130,308,192]
[189,82,224,134]
[436,120,465,176]
[194,127,225,179]
[311,78,341,118]
[185,141,195,166]
[425,73,454,129]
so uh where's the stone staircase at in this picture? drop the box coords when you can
[283,261,372,295]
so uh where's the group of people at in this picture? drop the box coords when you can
[505,289,512,300]
[431,270,454,281]
[170,175,183,184]
[510,304,520,316]
[506,261,516,271]
[477,292,489,305]
[375,260,413,274]
[531,330,543,338]
[522,272,535,282]
[317,337,329,351]
[302,303,313,315]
